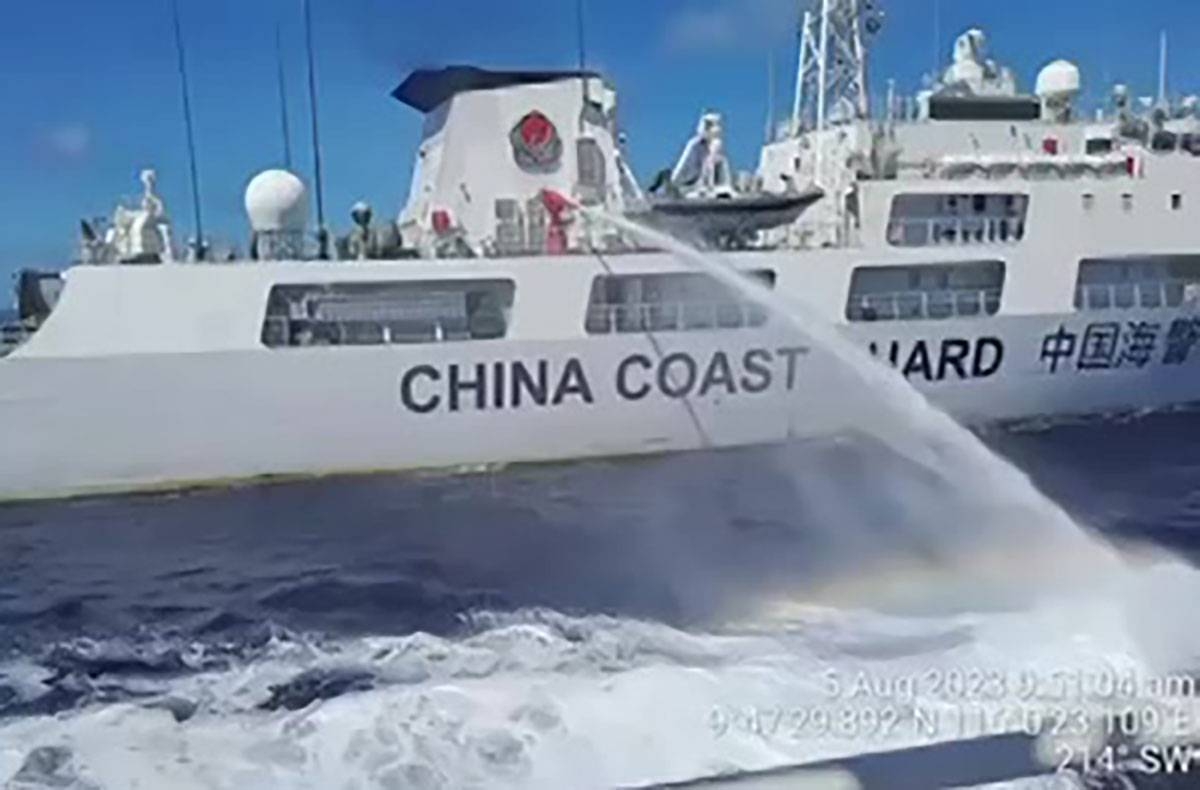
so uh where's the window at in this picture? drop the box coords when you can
[1086,138,1114,155]
[927,95,1041,122]
[887,193,1029,247]
[1172,193,1183,211]
[1151,131,1179,152]
[846,261,1005,322]
[261,280,516,347]
[585,271,775,335]
[576,138,607,205]
[1121,193,1134,212]
[1082,193,1095,211]
[1075,255,1200,311]
[493,199,527,256]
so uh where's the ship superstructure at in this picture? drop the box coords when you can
[2,2,1200,500]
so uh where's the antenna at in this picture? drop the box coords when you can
[1158,30,1168,105]
[276,23,294,171]
[171,0,206,261]
[765,51,776,143]
[791,10,813,134]
[303,0,329,259]
[792,0,876,133]
[575,0,590,129]
[933,0,941,80]
[575,0,588,74]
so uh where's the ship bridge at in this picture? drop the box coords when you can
[392,65,638,260]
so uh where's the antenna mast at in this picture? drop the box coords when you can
[276,23,294,171]
[790,0,881,135]
[1158,30,1168,106]
[933,0,941,82]
[303,0,329,259]
[171,0,206,261]
[575,0,588,74]
[766,50,776,143]
[575,0,590,130]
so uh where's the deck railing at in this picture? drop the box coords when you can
[585,300,769,335]
[1073,280,1197,311]
[261,316,477,347]
[887,217,1026,248]
[846,288,1002,322]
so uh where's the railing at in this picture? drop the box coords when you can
[261,316,482,347]
[887,217,1026,248]
[0,323,30,357]
[782,219,862,251]
[1074,280,1197,311]
[585,300,769,335]
[846,288,1002,322]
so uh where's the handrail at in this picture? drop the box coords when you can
[262,315,475,347]
[585,299,767,334]
[847,287,1001,322]
[887,217,1026,247]
[1074,280,1193,311]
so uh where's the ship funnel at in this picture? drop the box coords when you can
[245,169,309,260]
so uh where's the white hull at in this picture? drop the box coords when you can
[3,308,1196,501]
[14,23,1200,500]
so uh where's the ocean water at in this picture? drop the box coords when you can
[2,410,1200,789]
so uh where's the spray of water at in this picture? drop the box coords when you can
[572,202,1126,604]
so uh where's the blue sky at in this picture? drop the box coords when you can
[1,0,1198,276]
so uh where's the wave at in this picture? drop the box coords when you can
[3,556,1197,790]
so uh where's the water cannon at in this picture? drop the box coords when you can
[351,201,373,230]
[343,200,374,260]
[1112,83,1130,111]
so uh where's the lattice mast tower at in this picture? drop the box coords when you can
[790,0,883,135]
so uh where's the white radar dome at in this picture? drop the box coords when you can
[244,169,309,232]
[1035,60,1081,101]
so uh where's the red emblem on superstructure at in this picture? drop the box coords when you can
[510,111,563,173]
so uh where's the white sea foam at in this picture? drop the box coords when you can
[4,567,1200,790]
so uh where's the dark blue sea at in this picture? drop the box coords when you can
[2,410,1200,789]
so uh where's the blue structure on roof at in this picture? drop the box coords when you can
[392,66,600,113]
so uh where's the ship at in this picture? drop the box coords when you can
[3,1,1200,501]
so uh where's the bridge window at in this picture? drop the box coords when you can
[1151,131,1179,152]
[261,280,515,347]
[576,138,607,205]
[493,199,528,256]
[887,193,1029,247]
[1075,255,1200,311]
[846,261,1005,322]
[585,271,775,335]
